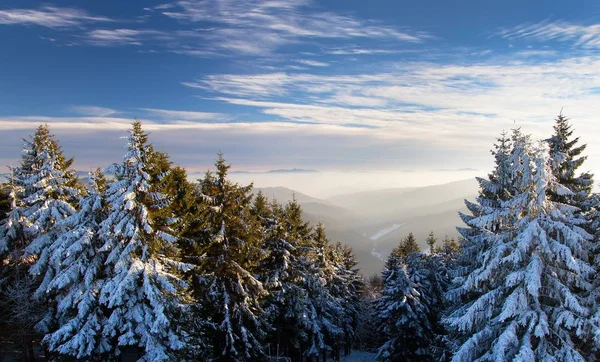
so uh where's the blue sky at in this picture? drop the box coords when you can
[1,0,600,174]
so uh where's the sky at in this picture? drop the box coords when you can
[1,0,600,182]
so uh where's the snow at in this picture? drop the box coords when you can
[334,350,377,361]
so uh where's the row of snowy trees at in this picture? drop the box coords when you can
[373,113,600,361]
[0,122,362,362]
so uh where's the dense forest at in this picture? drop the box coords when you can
[1,113,599,362]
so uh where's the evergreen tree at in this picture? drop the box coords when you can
[395,232,420,259]
[256,198,316,361]
[193,154,268,362]
[20,125,81,298]
[426,231,438,254]
[99,121,188,361]
[42,170,111,359]
[305,223,344,361]
[375,251,432,361]
[446,130,517,356]
[0,173,41,361]
[447,136,595,361]
[546,112,594,209]
[0,182,9,220]
[0,125,80,357]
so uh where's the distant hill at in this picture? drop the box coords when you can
[253,180,481,277]
[253,186,327,205]
[326,179,479,223]
[232,168,318,174]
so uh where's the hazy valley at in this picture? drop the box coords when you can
[253,178,479,276]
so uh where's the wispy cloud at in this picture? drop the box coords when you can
[498,20,600,48]
[85,29,169,46]
[139,108,227,121]
[70,105,119,117]
[157,0,432,56]
[295,59,330,67]
[0,6,111,28]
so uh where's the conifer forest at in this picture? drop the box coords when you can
[1,113,600,362]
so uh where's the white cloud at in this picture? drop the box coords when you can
[70,105,119,117]
[295,59,330,67]
[0,6,111,28]
[498,20,600,48]
[178,54,600,174]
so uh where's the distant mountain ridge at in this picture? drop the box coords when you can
[232,168,318,174]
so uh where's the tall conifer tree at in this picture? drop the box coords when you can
[194,154,268,362]
[99,121,187,361]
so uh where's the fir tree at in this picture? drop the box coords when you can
[397,232,420,258]
[0,125,81,350]
[193,154,268,362]
[546,112,594,209]
[305,223,344,361]
[447,136,595,361]
[446,130,517,352]
[257,198,314,361]
[42,170,111,359]
[375,251,432,361]
[99,121,188,361]
[426,231,438,254]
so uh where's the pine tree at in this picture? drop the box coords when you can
[42,170,111,359]
[193,154,268,362]
[99,121,188,361]
[447,135,595,361]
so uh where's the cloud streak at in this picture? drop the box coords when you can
[498,20,600,48]
[0,6,111,28]
[156,0,432,56]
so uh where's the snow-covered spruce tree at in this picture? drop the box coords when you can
[546,113,598,355]
[375,250,432,361]
[99,121,188,361]
[445,130,517,355]
[333,242,363,358]
[447,135,595,361]
[452,130,514,293]
[193,154,268,362]
[268,198,330,362]
[0,174,26,282]
[546,112,594,210]
[0,125,80,350]
[42,169,111,359]
[422,235,455,361]
[253,196,293,353]
[0,173,43,361]
[304,223,344,362]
